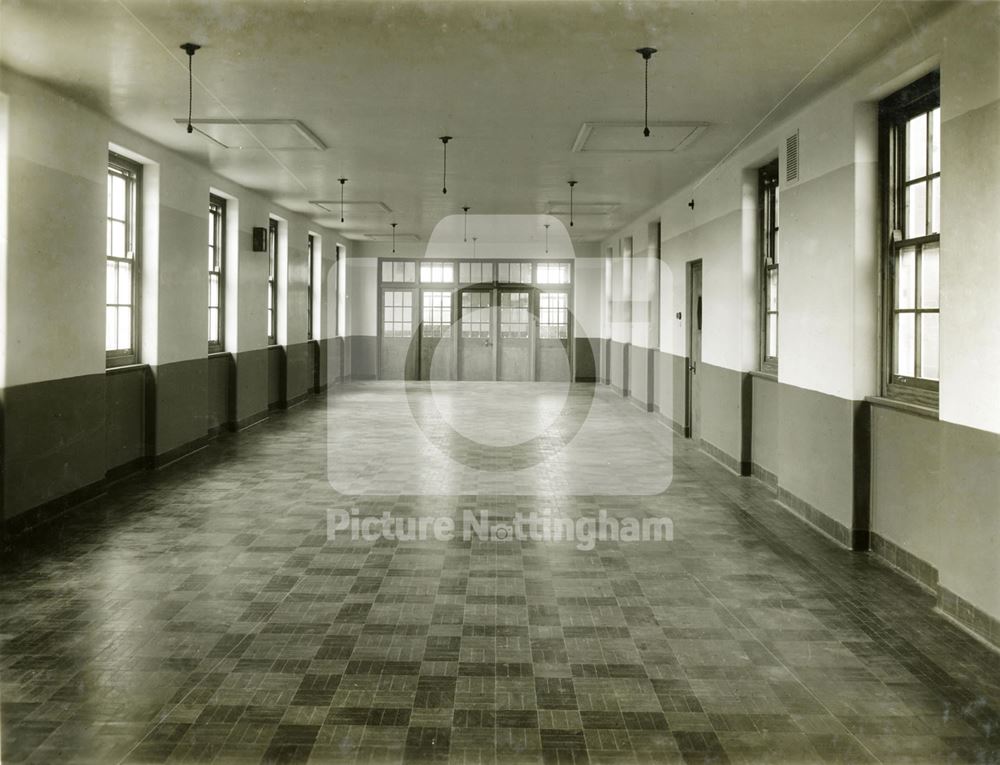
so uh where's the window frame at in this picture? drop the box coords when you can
[106,152,142,368]
[306,234,315,341]
[208,195,226,353]
[879,70,940,407]
[267,218,278,345]
[758,158,779,375]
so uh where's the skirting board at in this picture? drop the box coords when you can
[233,409,269,432]
[751,462,778,490]
[627,395,655,413]
[700,438,751,477]
[0,478,106,548]
[1,391,325,547]
[870,532,999,650]
[776,486,854,549]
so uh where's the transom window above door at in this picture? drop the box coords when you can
[497,262,532,283]
[382,260,416,283]
[459,262,493,284]
[420,261,455,283]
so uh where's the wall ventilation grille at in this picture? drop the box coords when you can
[786,131,800,182]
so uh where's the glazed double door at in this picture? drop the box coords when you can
[455,288,533,381]
[413,287,570,382]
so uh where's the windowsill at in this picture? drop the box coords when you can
[106,362,149,375]
[208,350,231,359]
[865,395,939,420]
[749,369,778,382]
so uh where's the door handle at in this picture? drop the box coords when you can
[485,339,493,347]
[688,362,696,374]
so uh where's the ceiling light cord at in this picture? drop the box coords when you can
[544,223,550,254]
[568,181,577,227]
[644,57,649,137]
[338,178,347,223]
[440,136,452,194]
[391,222,397,253]
[463,206,470,242]
[636,47,657,138]
[180,42,201,134]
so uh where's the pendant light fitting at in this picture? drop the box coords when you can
[338,178,348,223]
[180,42,201,134]
[567,180,578,227]
[391,222,397,253]
[544,223,550,254]
[439,136,452,194]
[462,206,470,242]
[635,47,657,138]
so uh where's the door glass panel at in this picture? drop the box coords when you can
[500,292,530,338]
[383,290,413,337]
[539,292,568,339]
[422,290,452,337]
[461,292,491,338]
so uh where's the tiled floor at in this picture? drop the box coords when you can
[2,383,999,764]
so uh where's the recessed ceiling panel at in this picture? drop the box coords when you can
[573,122,708,153]
[173,118,326,150]
[3,0,952,241]
[310,201,393,214]
[546,202,620,216]
[361,233,420,242]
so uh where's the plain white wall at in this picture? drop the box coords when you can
[1,66,342,391]
[600,3,999,434]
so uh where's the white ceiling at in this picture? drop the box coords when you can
[0,0,952,241]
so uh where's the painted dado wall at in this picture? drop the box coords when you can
[0,66,348,528]
[599,3,1000,644]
